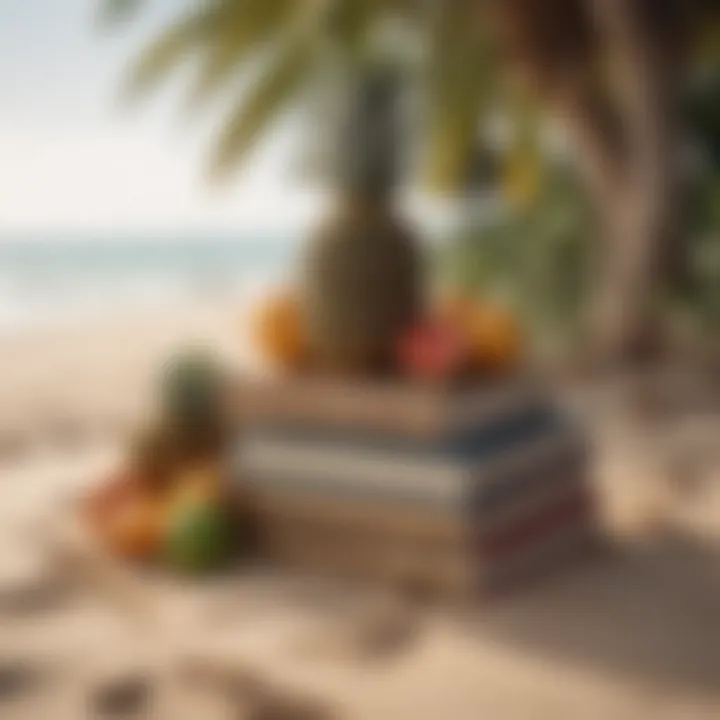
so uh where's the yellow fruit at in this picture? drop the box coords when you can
[82,470,140,531]
[438,293,478,333]
[437,294,522,374]
[469,304,523,373]
[171,465,223,507]
[252,290,308,371]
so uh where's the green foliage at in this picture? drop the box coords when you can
[105,0,509,190]
[209,36,316,180]
[423,2,496,193]
[186,1,296,108]
[675,180,720,330]
[124,9,219,101]
[441,166,594,342]
[685,69,720,171]
[442,170,720,348]
[116,0,400,179]
[675,65,720,331]
[442,51,720,346]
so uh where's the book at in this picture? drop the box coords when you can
[255,473,591,549]
[234,375,596,597]
[258,482,595,598]
[237,375,548,441]
[235,422,588,516]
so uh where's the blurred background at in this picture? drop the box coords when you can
[1,1,719,413]
[1,1,720,718]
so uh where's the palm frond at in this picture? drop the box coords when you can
[423,3,495,193]
[502,100,543,207]
[186,0,295,109]
[124,2,230,102]
[326,0,390,58]
[209,39,317,181]
[205,0,393,181]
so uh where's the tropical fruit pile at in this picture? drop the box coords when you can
[81,350,244,573]
[250,63,523,386]
[252,286,523,385]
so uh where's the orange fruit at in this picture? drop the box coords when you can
[170,465,223,508]
[436,294,523,374]
[101,493,166,561]
[468,303,523,373]
[252,289,308,371]
[82,469,143,531]
[438,293,478,333]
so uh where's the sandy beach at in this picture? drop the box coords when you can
[0,296,260,445]
[3,0,718,713]
[1,307,719,719]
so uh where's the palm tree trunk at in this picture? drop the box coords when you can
[559,0,681,365]
[590,189,672,362]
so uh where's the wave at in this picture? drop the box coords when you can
[0,236,295,334]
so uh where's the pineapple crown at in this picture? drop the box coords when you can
[335,61,404,201]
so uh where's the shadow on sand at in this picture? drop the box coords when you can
[468,530,720,697]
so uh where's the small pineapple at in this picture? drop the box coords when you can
[158,349,228,459]
[128,422,182,492]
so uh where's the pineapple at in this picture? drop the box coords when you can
[128,422,182,492]
[301,63,422,375]
[158,349,228,459]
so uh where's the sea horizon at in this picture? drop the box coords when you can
[0,232,301,333]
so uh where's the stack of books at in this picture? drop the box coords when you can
[234,377,596,598]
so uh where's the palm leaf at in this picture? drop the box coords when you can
[186,0,295,109]
[206,0,395,181]
[502,99,543,207]
[326,0,391,58]
[209,39,317,180]
[124,2,230,102]
[423,3,495,193]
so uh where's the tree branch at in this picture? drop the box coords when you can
[588,0,678,201]
[552,74,625,219]
[485,0,626,214]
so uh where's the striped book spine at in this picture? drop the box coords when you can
[234,379,595,598]
[258,482,595,598]
[236,422,587,518]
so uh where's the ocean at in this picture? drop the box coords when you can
[0,235,299,333]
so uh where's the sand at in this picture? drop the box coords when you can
[0,305,719,719]
[0,297,266,445]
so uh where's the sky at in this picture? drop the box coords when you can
[0,0,329,236]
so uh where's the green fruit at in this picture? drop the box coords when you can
[164,501,234,573]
